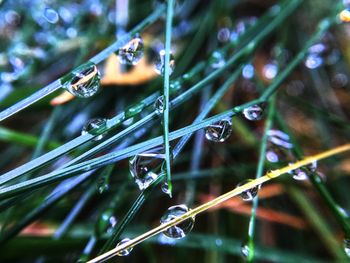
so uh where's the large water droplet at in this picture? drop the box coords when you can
[129,147,172,190]
[95,209,117,237]
[243,105,263,121]
[44,7,59,24]
[117,37,144,65]
[81,118,107,141]
[204,118,232,143]
[63,62,101,98]
[236,179,259,201]
[344,238,350,257]
[154,95,164,115]
[116,238,133,256]
[154,49,175,75]
[160,204,195,239]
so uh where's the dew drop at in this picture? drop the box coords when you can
[263,61,278,80]
[243,105,263,121]
[63,62,101,98]
[81,118,107,141]
[305,53,323,69]
[117,37,144,65]
[116,238,133,256]
[95,209,117,237]
[160,204,195,239]
[97,176,109,194]
[129,147,172,190]
[154,95,164,115]
[204,118,232,143]
[242,64,255,79]
[44,7,59,24]
[217,27,231,43]
[236,179,260,201]
[241,242,250,259]
[209,51,225,69]
[344,238,350,257]
[161,181,171,196]
[288,161,317,181]
[154,49,175,75]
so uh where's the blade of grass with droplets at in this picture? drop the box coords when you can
[98,65,244,253]
[0,0,292,186]
[246,95,276,262]
[0,5,165,122]
[88,144,350,262]
[162,0,174,196]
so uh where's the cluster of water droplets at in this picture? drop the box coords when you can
[266,129,293,163]
[204,118,233,143]
[160,204,195,239]
[129,146,172,190]
[217,16,257,43]
[304,34,340,69]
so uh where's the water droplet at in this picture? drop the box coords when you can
[242,64,255,79]
[161,181,171,196]
[340,8,350,22]
[241,242,250,259]
[267,130,293,149]
[95,209,117,237]
[288,161,317,181]
[344,238,350,257]
[63,62,101,98]
[81,118,107,141]
[154,95,164,115]
[263,61,278,80]
[332,73,348,88]
[305,53,323,69]
[209,51,225,69]
[44,7,59,24]
[117,37,144,65]
[97,174,110,194]
[116,238,133,256]
[265,130,293,163]
[204,118,232,143]
[243,105,263,121]
[160,204,195,239]
[236,179,260,201]
[217,27,231,43]
[129,147,172,190]
[154,49,175,75]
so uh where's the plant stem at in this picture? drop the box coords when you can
[162,0,175,197]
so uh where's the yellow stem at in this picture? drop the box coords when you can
[88,143,350,263]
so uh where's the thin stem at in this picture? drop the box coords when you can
[162,0,175,196]
[88,144,350,262]
[246,95,275,262]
